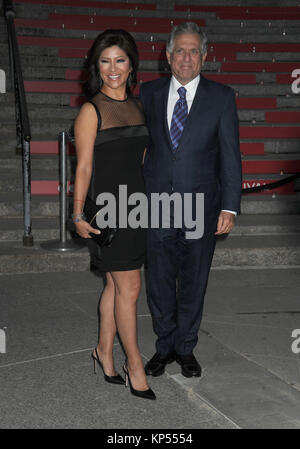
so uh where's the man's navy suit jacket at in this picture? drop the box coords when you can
[139,74,242,215]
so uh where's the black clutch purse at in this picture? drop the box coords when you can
[83,196,118,248]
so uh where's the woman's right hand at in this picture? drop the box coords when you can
[74,220,101,239]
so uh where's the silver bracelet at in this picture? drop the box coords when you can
[72,212,86,223]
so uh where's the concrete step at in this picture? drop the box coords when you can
[2,53,172,72]
[1,214,299,243]
[3,90,298,110]
[0,153,74,170]
[233,214,300,235]
[3,119,300,136]
[15,35,300,57]
[8,41,300,64]
[0,119,73,135]
[234,85,292,96]
[0,216,64,242]
[2,151,299,169]
[0,193,60,217]
[16,78,298,96]
[3,105,300,124]
[13,25,300,43]
[1,136,299,157]
[12,26,168,41]
[0,43,58,56]
[5,72,294,94]
[1,192,300,218]
[2,54,87,69]
[241,194,300,214]
[13,11,300,32]
[214,234,300,268]
[0,170,74,194]
[13,15,206,34]
[175,0,300,8]
[14,3,214,20]
[0,241,90,275]
[2,125,299,150]
[264,140,300,155]
[1,172,298,196]
[0,104,78,120]
[206,23,300,35]
[0,232,299,275]
[239,140,300,155]
[0,92,73,107]
[238,51,300,62]
[3,152,298,192]
[2,7,298,37]
[12,26,300,45]
[4,66,285,86]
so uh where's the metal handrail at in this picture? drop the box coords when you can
[4,0,33,246]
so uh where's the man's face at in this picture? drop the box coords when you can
[166,33,207,85]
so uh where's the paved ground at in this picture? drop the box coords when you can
[0,267,300,429]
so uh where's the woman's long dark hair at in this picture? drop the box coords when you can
[84,29,139,98]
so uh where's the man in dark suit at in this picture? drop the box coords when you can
[139,22,242,378]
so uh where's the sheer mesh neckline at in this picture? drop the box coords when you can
[99,90,128,103]
[91,91,146,131]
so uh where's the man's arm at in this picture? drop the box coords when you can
[218,88,242,214]
[215,88,242,234]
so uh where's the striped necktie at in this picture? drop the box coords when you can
[170,86,188,151]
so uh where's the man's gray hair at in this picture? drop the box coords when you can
[166,22,208,55]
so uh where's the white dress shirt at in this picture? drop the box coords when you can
[167,75,237,216]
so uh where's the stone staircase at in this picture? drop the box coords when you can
[0,0,300,274]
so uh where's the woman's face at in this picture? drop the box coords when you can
[98,45,132,97]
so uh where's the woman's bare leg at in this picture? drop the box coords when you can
[93,272,118,376]
[110,269,149,390]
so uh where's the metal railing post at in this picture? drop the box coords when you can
[41,132,84,252]
[60,131,68,244]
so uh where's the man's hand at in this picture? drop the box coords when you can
[215,211,235,235]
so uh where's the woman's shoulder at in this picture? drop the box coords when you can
[74,100,100,133]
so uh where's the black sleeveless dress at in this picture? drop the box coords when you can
[86,91,149,272]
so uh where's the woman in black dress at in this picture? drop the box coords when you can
[72,30,155,400]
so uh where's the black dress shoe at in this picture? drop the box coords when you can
[145,351,176,377]
[176,353,202,378]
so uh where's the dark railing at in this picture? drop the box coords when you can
[4,0,33,246]
[242,173,300,194]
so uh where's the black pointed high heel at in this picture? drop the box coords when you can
[123,362,156,400]
[91,348,125,385]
